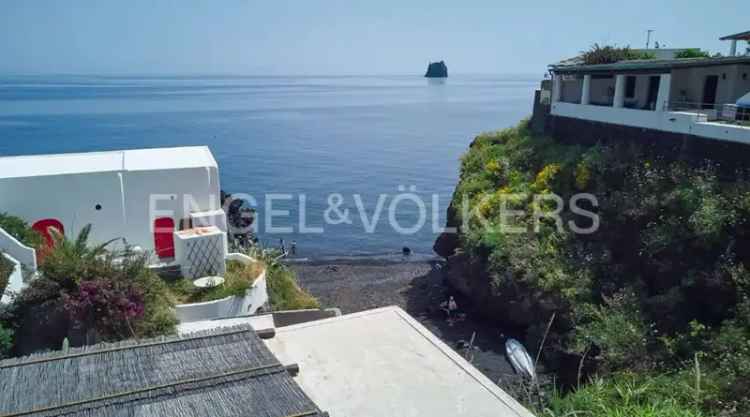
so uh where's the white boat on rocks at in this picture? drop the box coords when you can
[505,338,537,382]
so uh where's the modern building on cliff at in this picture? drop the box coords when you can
[533,32,750,147]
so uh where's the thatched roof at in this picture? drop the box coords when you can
[0,326,327,417]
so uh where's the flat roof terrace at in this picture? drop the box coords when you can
[264,306,535,417]
[550,56,750,75]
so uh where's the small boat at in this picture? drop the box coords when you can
[505,338,537,381]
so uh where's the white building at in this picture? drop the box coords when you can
[546,33,750,145]
[0,146,225,266]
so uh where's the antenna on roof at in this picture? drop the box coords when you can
[646,29,655,49]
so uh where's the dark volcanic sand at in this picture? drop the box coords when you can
[289,259,522,385]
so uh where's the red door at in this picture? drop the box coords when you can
[32,219,65,248]
[153,217,175,259]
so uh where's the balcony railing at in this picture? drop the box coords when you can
[668,101,724,120]
[668,101,750,124]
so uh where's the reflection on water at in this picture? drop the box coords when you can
[0,75,536,257]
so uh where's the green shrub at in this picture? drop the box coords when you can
[450,121,750,415]
[168,259,265,304]
[0,213,43,248]
[37,225,114,289]
[266,261,320,310]
[249,248,320,310]
[0,252,13,296]
[675,49,711,59]
[13,225,176,343]
[0,324,12,359]
[573,290,652,372]
[545,372,706,417]
[581,44,655,65]
[709,297,750,413]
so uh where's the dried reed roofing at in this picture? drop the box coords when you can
[0,146,218,179]
[0,326,327,417]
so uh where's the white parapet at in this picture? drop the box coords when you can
[1,253,23,304]
[550,102,750,144]
[0,226,37,273]
[174,253,269,323]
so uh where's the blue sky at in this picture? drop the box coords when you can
[0,0,747,75]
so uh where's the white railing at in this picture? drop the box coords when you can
[1,253,23,304]
[721,104,750,123]
[0,226,37,273]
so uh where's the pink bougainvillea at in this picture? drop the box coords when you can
[62,279,144,338]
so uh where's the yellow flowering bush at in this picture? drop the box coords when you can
[532,163,561,193]
[575,161,592,190]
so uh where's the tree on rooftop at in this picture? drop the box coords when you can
[581,44,655,65]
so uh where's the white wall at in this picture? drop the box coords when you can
[551,102,664,129]
[0,165,222,259]
[1,253,23,304]
[121,166,221,255]
[551,102,750,144]
[0,226,36,271]
[0,171,127,249]
[690,121,750,144]
[671,64,750,106]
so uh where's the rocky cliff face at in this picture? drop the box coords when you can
[424,61,448,78]
[432,121,750,389]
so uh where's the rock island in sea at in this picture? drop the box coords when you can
[424,61,448,78]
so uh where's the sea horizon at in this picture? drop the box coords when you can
[0,73,537,258]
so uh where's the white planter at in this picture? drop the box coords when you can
[174,253,269,323]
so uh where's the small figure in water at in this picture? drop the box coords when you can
[279,238,286,255]
[290,240,297,255]
[402,246,412,257]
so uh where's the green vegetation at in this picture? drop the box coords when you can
[165,249,318,311]
[3,224,177,351]
[168,259,265,304]
[0,252,13,296]
[581,44,655,65]
[251,249,320,310]
[675,49,712,59]
[0,212,42,248]
[545,371,709,417]
[451,121,750,415]
[0,324,11,359]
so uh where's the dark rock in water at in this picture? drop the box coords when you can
[425,61,448,78]
[433,231,459,258]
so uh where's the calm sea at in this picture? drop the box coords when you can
[0,75,536,258]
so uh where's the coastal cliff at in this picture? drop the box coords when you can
[424,61,448,78]
[435,120,750,415]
